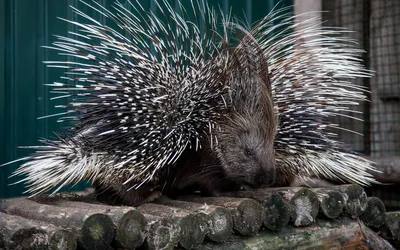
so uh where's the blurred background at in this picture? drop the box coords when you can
[0,0,399,210]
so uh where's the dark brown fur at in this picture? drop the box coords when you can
[215,32,278,189]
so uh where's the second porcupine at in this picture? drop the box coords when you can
[5,1,379,206]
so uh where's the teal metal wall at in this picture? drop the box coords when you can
[0,0,293,198]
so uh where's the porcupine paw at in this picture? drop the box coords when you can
[199,188,234,198]
[142,190,162,203]
[198,180,239,198]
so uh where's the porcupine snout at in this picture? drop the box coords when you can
[253,152,276,187]
[246,140,276,188]
[217,116,277,189]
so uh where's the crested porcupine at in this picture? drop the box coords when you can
[4,1,378,206]
[5,0,278,206]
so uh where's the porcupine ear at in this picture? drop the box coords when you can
[223,21,274,103]
[239,30,273,95]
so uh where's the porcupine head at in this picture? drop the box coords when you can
[214,32,278,191]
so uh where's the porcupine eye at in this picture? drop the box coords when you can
[245,149,252,157]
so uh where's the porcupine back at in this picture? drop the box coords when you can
[5,0,234,200]
[247,7,379,185]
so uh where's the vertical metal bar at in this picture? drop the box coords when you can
[3,0,16,198]
[246,0,252,27]
[266,0,274,16]
[223,0,229,16]
[0,0,7,198]
[0,0,5,162]
[36,0,47,141]
[362,0,371,155]
[150,0,156,13]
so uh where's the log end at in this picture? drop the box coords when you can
[233,199,264,236]
[319,191,345,219]
[116,209,147,249]
[262,193,291,231]
[343,185,367,217]
[10,228,49,250]
[204,207,233,243]
[290,188,319,227]
[385,212,400,241]
[50,229,78,250]
[179,213,207,249]
[145,217,180,250]
[360,197,386,228]
[80,213,115,250]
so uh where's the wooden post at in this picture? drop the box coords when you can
[178,196,264,236]
[153,196,233,243]
[0,198,114,249]
[234,190,291,231]
[330,184,368,217]
[137,203,207,249]
[0,212,77,250]
[34,198,147,249]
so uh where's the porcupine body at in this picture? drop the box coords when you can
[5,1,378,206]
[6,0,278,206]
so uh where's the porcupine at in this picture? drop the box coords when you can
[5,1,378,206]
[5,0,278,206]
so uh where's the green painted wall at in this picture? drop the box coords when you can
[0,0,293,198]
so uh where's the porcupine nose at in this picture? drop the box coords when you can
[254,156,276,187]
[254,167,276,187]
